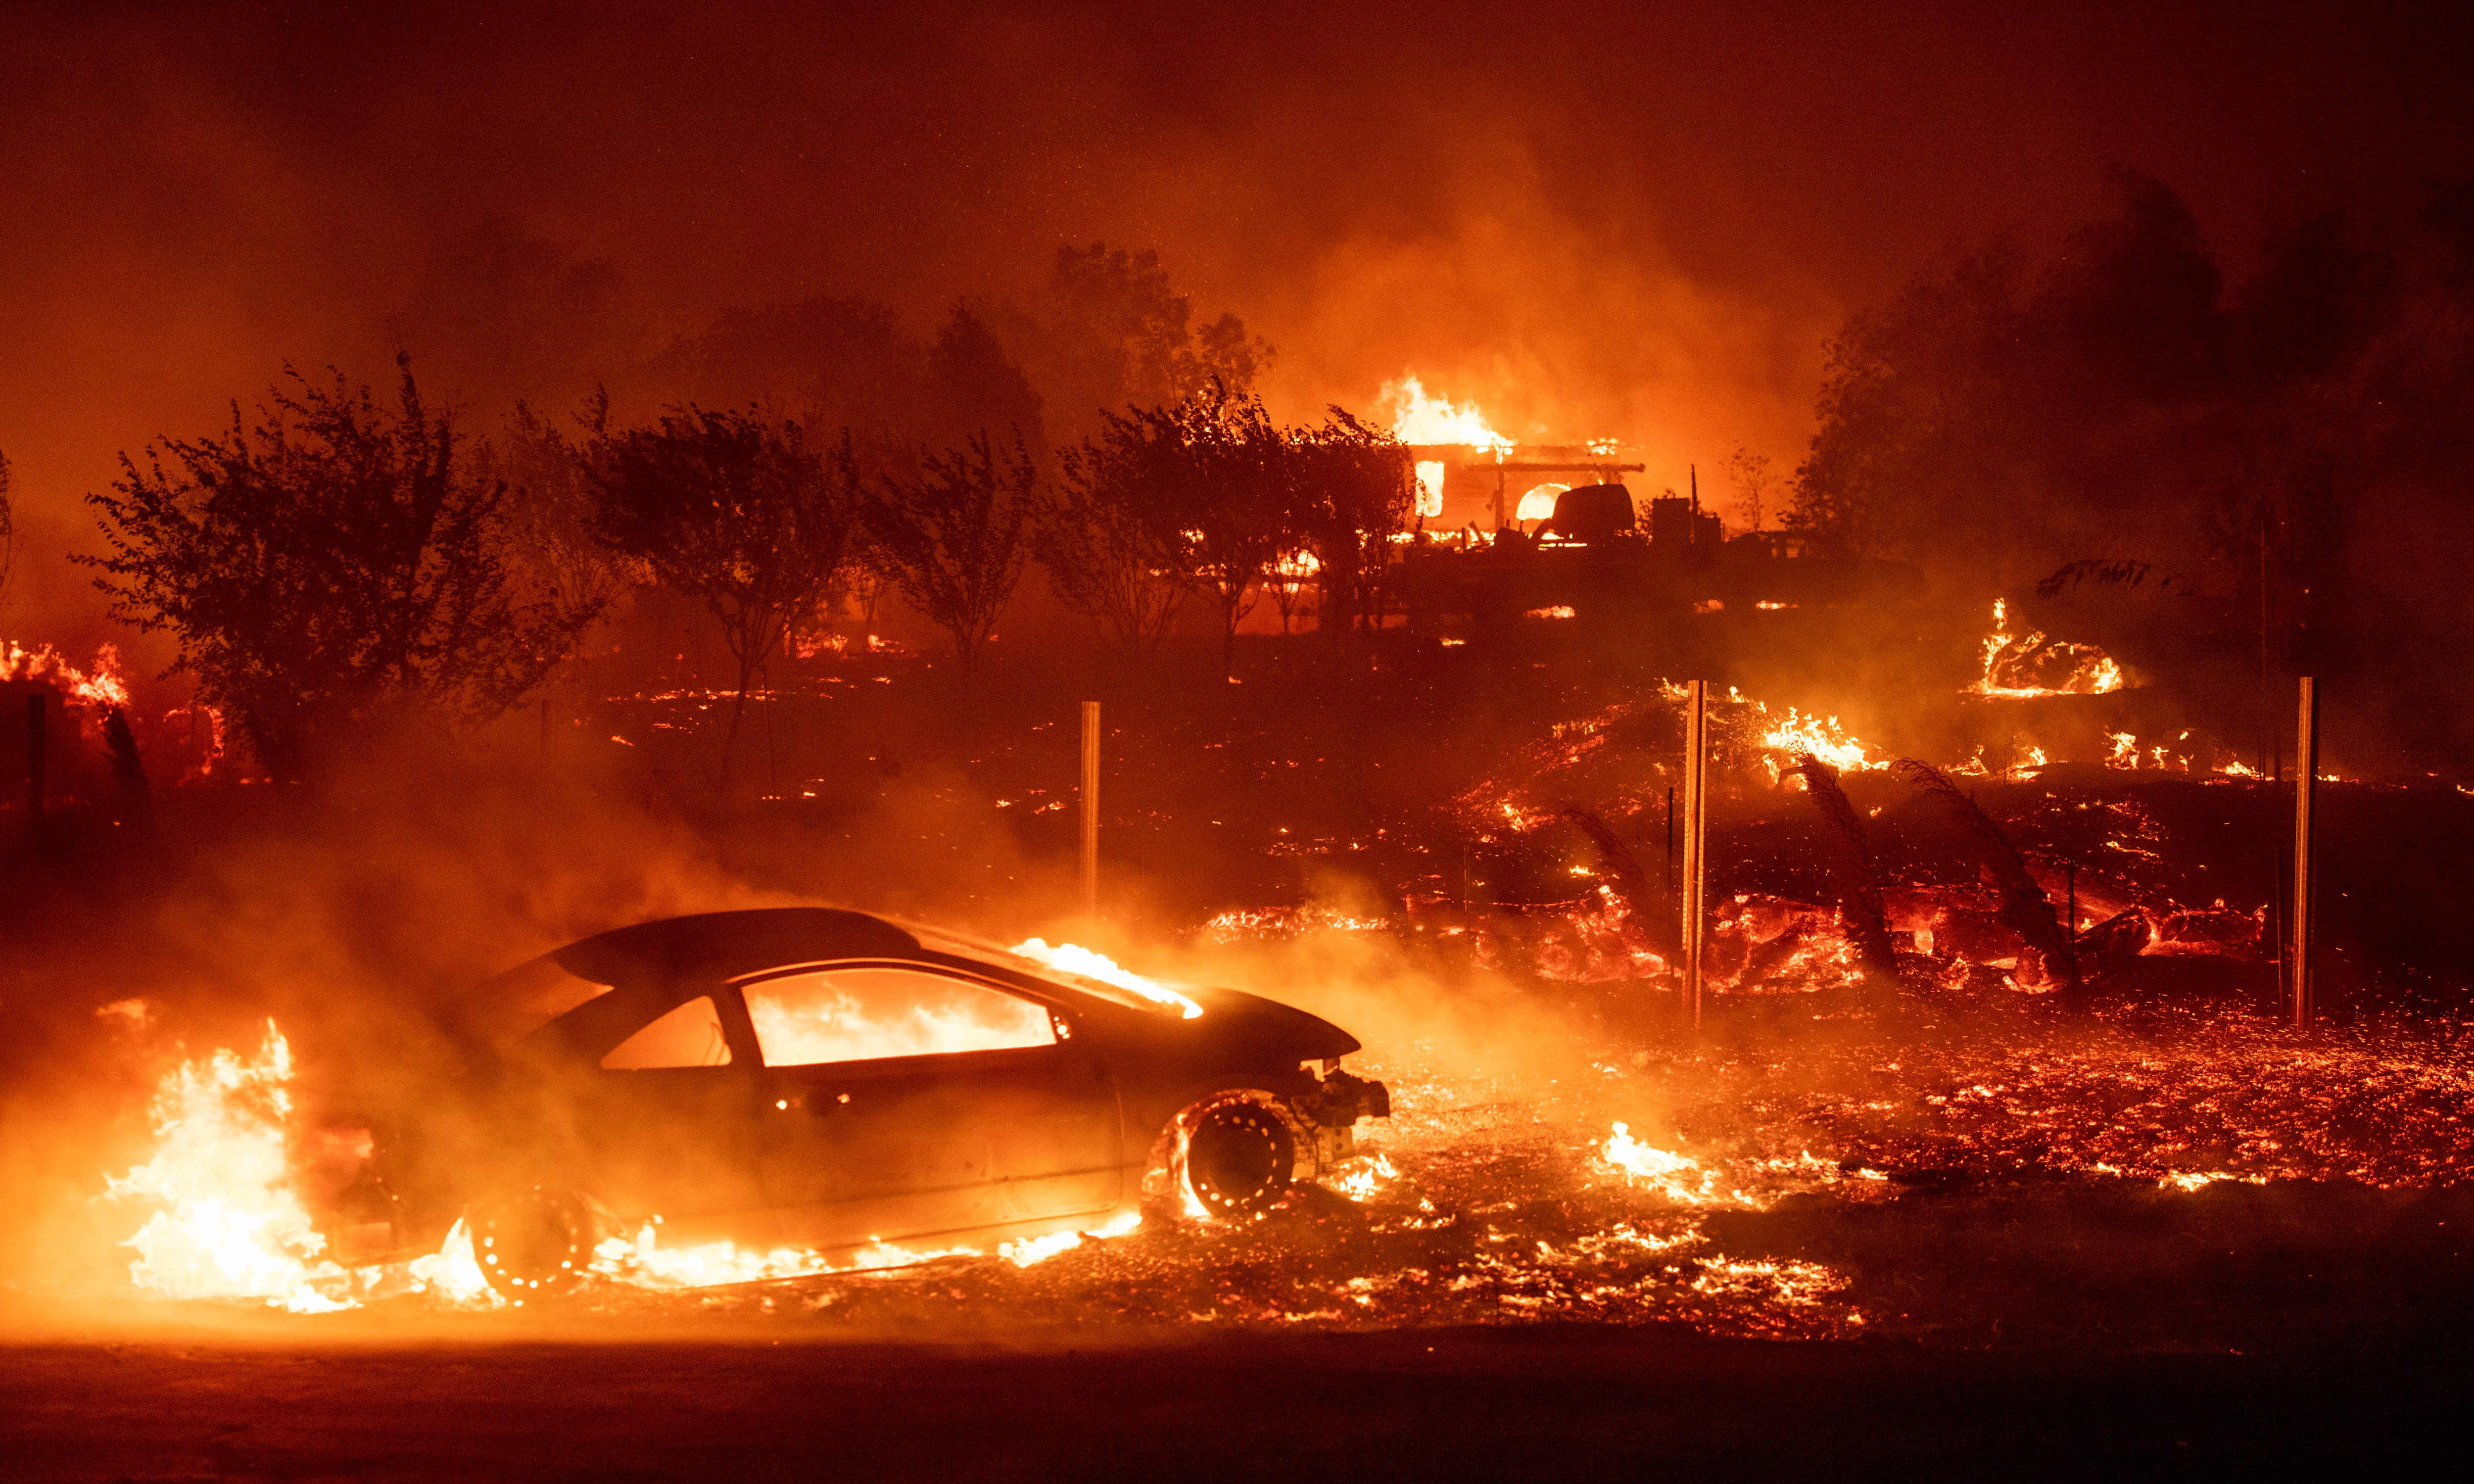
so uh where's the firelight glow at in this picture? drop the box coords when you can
[1381,374,1514,454]
[1008,938,1205,1018]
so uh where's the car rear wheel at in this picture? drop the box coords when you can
[1180,1098,1296,1221]
[470,1186,598,1301]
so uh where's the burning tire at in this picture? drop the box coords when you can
[470,1186,598,1301]
[1175,1095,1296,1221]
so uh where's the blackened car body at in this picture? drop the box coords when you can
[357,909,1388,1297]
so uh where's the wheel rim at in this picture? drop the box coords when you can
[472,1188,593,1299]
[1184,1101,1293,1219]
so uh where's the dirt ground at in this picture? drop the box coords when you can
[10,633,2473,1479]
[5,1320,2468,1482]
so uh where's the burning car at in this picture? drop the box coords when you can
[352,908,1389,1298]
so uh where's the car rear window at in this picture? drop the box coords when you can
[743,967,1054,1065]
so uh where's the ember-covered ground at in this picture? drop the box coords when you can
[8,630,2474,1475]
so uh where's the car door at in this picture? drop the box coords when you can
[556,988,774,1247]
[736,961,1122,1249]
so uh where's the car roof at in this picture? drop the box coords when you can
[549,907,923,987]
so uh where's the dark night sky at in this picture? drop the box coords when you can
[5,0,2473,636]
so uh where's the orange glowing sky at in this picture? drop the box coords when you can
[5,1,2473,643]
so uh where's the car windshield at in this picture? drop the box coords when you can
[902,923,1204,1019]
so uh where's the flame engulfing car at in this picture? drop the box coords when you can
[361,909,1389,1298]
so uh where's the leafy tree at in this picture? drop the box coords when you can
[1789,169,2256,583]
[926,305,1047,462]
[83,357,600,779]
[862,431,1036,666]
[592,408,853,757]
[1290,410,1416,640]
[645,295,928,444]
[1042,393,1409,668]
[476,392,637,628]
[1011,243,1273,437]
[1044,413,1198,653]
[1159,384,1294,680]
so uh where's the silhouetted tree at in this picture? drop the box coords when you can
[1724,445,1774,533]
[1045,411,1199,653]
[592,408,852,758]
[863,431,1036,666]
[1007,244,1273,437]
[477,392,638,630]
[1788,168,2331,587]
[927,305,1048,463]
[84,357,601,779]
[646,295,928,445]
[1165,384,1295,680]
[390,217,639,415]
[1291,410,1416,641]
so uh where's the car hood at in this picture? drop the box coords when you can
[1181,985,1363,1061]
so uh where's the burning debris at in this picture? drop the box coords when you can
[1968,599,2126,699]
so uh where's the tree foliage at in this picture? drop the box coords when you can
[862,431,1036,665]
[591,407,853,747]
[1786,167,2423,598]
[476,392,638,625]
[1045,413,1200,653]
[1041,392,1411,665]
[1011,244,1273,438]
[1289,409,1416,638]
[83,357,600,779]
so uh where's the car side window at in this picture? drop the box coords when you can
[744,967,1054,1066]
[601,994,734,1069]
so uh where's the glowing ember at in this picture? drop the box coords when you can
[1332,1152,1401,1201]
[1968,599,2126,698]
[104,1021,352,1313]
[1381,374,1514,454]
[1008,938,1204,1019]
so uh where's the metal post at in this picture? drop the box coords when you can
[1079,700,1101,916]
[26,693,45,819]
[1460,840,1475,938]
[1681,680,1708,1029]
[2291,677,2318,1029]
[1664,785,1675,899]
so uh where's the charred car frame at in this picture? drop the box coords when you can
[344,908,1388,1297]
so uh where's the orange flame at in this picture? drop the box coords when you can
[1969,600,2126,699]
[1,640,130,710]
[1380,375,1514,454]
[1008,939,1203,1019]
[104,1020,353,1313]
